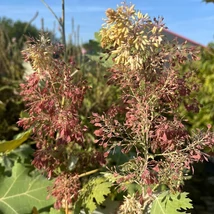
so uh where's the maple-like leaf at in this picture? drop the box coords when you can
[150,191,193,214]
[0,162,54,214]
[75,176,113,213]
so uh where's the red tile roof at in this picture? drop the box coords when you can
[162,27,206,48]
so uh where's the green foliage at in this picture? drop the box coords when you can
[0,162,54,214]
[0,24,25,141]
[82,66,120,116]
[0,129,31,153]
[150,191,193,214]
[80,32,120,119]
[86,53,113,68]
[180,43,214,130]
[195,44,214,127]
[75,176,113,213]
[0,17,57,49]
[82,40,102,55]
[0,144,34,175]
[79,34,120,145]
[0,17,39,47]
[203,0,214,3]
[126,183,142,196]
[0,86,24,141]
[80,63,120,148]
[85,32,113,68]
[94,32,102,43]
[49,208,64,214]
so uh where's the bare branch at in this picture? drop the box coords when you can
[61,0,67,61]
[19,11,39,45]
[40,0,61,25]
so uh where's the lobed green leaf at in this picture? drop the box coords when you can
[151,191,193,214]
[0,162,54,214]
[75,176,113,213]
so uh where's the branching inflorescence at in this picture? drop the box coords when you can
[17,37,104,209]
[91,2,214,212]
[17,3,214,213]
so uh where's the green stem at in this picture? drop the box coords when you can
[79,169,100,178]
[61,0,67,61]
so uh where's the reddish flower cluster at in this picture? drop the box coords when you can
[17,38,91,208]
[18,38,88,174]
[18,64,87,146]
[91,36,214,197]
[150,116,189,152]
[48,173,80,209]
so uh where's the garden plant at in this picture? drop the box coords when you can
[1,2,214,214]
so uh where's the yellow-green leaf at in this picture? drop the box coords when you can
[0,129,31,153]
[76,176,113,213]
[151,191,193,214]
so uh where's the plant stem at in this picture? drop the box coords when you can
[79,169,100,178]
[40,0,67,61]
[19,12,39,46]
[61,0,67,61]
[40,0,61,23]
[65,200,68,214]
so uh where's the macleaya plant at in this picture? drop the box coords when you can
[91,2,214,213]
[17,2,214,214]
[18,37,105,211]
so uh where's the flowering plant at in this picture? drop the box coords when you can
[90,3,214,213]
[18,37,105,211]
[18,3,214,214]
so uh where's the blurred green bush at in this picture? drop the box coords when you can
[180,43,214,130]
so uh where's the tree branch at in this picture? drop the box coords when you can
[40,0,61,25]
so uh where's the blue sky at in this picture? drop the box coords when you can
[0,0,214,45]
